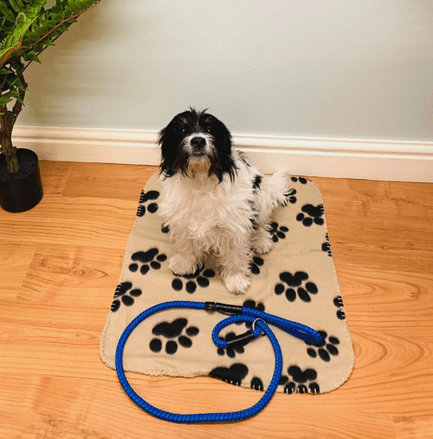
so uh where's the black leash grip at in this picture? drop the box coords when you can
[225,330,256,348]
[205,302,243,315]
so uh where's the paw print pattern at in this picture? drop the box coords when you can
[291,177,308,184]
[149,318,199,355]
[111,282,142,312]
[268,222,289,243]
[279,366,320,394]
[283,188,298,205]
[217,332,245,358]
[171,265,216,294]
[322,233,332,257]
[249,256,264,275]
[137,190,160,217]
[242,300,265,329]
[305,330,340,362]
[209,363,249,387]
[286,188,298,204]
[334,296,346,320]
[296,204,324,227]
[251,377,264,391]
[275,271,318,303]
[129,248,167,275]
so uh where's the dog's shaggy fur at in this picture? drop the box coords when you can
[158,108,291,294]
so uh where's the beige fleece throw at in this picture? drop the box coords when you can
[100,173,354,394]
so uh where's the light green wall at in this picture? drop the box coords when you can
[17,0,433,141]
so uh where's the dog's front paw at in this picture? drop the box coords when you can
[168,253,198,276]
[223,273,251,295]
[251,229,273,254]
[271,170,292,207]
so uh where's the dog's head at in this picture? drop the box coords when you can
[158,108,237,182]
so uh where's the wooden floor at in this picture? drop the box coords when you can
[1,161,432,439]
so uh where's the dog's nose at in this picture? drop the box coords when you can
[190,137,206,149]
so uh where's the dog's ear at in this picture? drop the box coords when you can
[211,118,237,182]
[158,122,177,178]
[220,120,233,152]
[224,128,233,159]
[158,111,193,178]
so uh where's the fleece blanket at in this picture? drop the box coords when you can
[100,173,354,394]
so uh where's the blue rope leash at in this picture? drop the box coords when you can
[115,300,323,424]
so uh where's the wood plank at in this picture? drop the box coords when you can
[0,196,138,249]
[310,177,433,274]
[39,160,73,195]
[20,243,125,300]
[62,162,160,201]
[0,374,395,439]
[394,416,433,439]
[0,244,37,298]
[337,265,433,335]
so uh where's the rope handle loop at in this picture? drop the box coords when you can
[115,300,322,424]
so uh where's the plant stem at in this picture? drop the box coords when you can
[0,109,20,174]
[0,75,26,174]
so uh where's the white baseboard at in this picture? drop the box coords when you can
[13,125,433,182]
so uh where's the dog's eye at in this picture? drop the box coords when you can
[206,127,212,133]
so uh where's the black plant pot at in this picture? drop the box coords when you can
[0,148,43,213]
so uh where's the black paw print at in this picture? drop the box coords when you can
[217,332,245,358]
[275,271,318,303]
[249,256,264,275]
[241,300,265,328]
[305,330,340,362]
[282,188,298,205]
[129,248,167,275]
[251,377,264,391]
[279,366,320,394]
[268,222,289,243]
[334,296,346,320]
[296,204,324,227]
[137,190,160,217]
[149,318,199,355]
[322,233,332,257]
[291,177,308,184]
[171,265,216,294]
[209,363,249,387]
[288,189,297,204]
[111,282,142,312]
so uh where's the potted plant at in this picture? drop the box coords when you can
[0,0,100,212]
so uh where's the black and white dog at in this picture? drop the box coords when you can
[158,108,290,294]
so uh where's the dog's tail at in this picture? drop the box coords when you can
[255,171,293,222]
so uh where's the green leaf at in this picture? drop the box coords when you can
[0,14,31,62]
[0,67,12,74]
[2,0,100,69]
[24,0,47,20]
[0,94,14,105]
[41,36,55,46]
[11,76,26,90]
[23,50,41,63]
[8,0,25,14]
[0,1,46,68]
[9,58,24,73]
[8,89,25,105]
[0,2,16,23]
